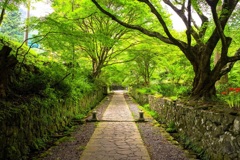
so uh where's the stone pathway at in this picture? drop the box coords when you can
[80,91,150,160]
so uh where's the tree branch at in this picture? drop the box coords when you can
[206,0,238,56]
[0,8,5,26]
[187,0,191,52]
[138,0,183,46]
[206,0,219,8]
[91,0,173,45]
[63,12,97,21]
[163,0,202,44]
[163,0,188,25]
[0,0,9,26]
[220,48,240,76]
[209,1,228,55]
[106,41,140,63]
[191,1,209,38]
[106,57,136,66]
[228,48,240,62]
[16,32,51,57]
[51,73,71,88]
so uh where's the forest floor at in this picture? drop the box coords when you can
[30,91,197,160]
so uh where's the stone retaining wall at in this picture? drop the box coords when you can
[131,92,240,160]
[0,87,107,160]
[129,88,149,105]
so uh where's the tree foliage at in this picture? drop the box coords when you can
[92,0,240,100]
[1,0,239,102]
[0,10,23,41]
[0,0,30,25]
[35,0,141,80]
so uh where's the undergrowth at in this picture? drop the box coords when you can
[0,35,106,159]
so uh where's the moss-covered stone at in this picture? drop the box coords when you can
[0,87,106,160]
[131,91,240,160]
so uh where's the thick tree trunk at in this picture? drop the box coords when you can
[191,74,217,101]
[0,46,18,98]
[190,50,221,101]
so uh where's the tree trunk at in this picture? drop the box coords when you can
[0,0,9,26]
[190,49,221,101]
[0,46,18,98]
[214,51,228,84]
[92,58,102,79]
[191,73,217,101]
[143,68,150,86]
[24,0,31,45]
[91,0,239,101]
[0,8,5,26]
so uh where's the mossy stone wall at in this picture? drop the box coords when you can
[0,87,107,160]
[131,91,240,160]
[129,88,149,105]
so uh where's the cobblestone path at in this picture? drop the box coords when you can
[80,91,150,160]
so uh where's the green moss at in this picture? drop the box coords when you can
[176,134,209,160]
[0,36,107,160]
[32,138,47,150]
[39,149,53,158]
[54,136,75,145]
[77,145,86,151]
[166,121,177,133]
[170,96,178,101]
[139,104,160,120]
[154,94,163,98]
[7,145,21,160]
